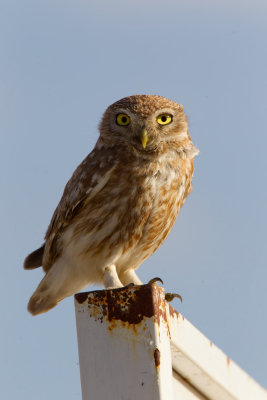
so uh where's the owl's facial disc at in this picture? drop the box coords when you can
[99,95,188,152]
[113,110,149,148]
[112,108,178,150]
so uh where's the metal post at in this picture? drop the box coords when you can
[75,284,173,400]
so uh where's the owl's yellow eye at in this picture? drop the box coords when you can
[116,113,131,126]
[157,114,173,125]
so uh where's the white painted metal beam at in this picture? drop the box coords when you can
[74,285,267,400]
[168,304,267,400]
[75,285,173,400]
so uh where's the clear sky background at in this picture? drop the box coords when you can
[1,0,267,398]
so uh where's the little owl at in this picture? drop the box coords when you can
[24,94,199,315]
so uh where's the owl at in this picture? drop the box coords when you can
[24,95,199,315]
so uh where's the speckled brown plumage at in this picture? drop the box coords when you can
[24,94,199,315]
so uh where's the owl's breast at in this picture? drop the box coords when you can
[123,157,194,266]
[59,155,193,272]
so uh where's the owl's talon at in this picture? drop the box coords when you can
[123,282,135,289]
[147,277,164,286]
[165,292,182,303]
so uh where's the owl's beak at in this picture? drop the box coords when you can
[140,128,148,149]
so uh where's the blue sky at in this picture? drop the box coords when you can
[1,0,267,398]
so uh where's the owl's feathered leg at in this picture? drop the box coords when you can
[119,269,142,286]
[103,264,123,289]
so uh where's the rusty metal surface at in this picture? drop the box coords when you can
[154,348,161,368]
[75,283,168,326]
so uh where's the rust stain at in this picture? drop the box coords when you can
[227,357,230,367]
[75,284,167,327]
[152,286,168,328]
[209,341,213,347]
[154,348,161,368]
[75,292,89,304]
[169,305,180,319]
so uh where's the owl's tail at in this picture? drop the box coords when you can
[27,274,59,316]
[24,244,45,270]
[28,293,58,316]
[27,256,88,315]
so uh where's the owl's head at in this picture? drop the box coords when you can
[99,95,189,152]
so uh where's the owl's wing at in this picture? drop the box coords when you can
[43,146,117,270]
